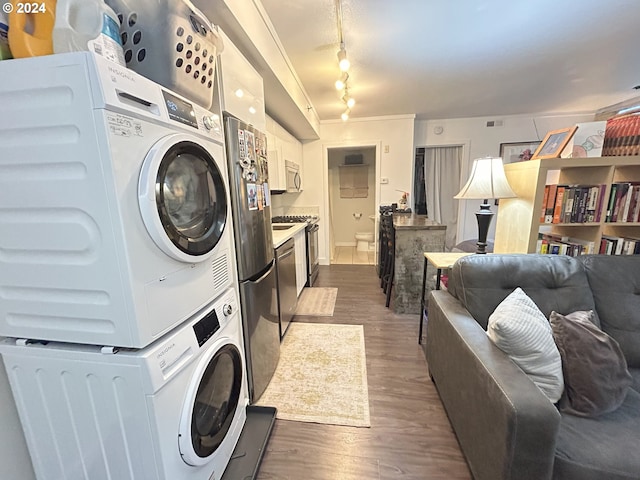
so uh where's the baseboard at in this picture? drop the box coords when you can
[335,242,357,247]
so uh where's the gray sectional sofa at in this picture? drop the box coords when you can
[425,254,640,480]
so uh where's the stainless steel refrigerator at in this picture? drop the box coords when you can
[223,114,280,403]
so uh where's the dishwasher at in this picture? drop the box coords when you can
[275,238,298,338]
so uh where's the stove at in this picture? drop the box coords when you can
[271,215,319,225]
[271,215,320,286]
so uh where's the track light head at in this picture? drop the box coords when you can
[335,72,349,90]
[337,47,350,72]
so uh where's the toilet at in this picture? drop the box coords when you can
[355,232,375,251]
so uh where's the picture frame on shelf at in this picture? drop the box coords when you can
[499,141,542,163]
[531,126,579,160]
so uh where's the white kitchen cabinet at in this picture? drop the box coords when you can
[293,228,307,297]
[266,114,303,193]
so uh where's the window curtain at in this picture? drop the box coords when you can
[424,146,462,250]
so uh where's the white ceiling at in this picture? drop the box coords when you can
[259,0,640,122]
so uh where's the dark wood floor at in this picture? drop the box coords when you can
[256,264,471,480]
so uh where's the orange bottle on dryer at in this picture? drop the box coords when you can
[8,0,56,57]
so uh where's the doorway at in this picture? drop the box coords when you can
[327,146,377,265]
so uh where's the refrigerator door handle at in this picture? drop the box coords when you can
[247,259,275,284]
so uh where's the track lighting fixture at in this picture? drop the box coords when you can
[334,0,357,121]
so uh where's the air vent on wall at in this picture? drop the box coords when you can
[344,154,363,165]
[211,253,229,291]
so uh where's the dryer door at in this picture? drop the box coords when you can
[178,339,243,466]
[139,133,228,262]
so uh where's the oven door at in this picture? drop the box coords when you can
[306,224,320,286]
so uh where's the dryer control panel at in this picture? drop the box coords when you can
[192,287,238,347]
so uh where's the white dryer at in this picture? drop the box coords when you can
[0,52,235,348]
[0,287,248,480]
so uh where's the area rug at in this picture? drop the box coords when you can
[256,323,371,427]
[295,287,338,316]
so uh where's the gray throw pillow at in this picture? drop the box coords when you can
[550,310,632,417]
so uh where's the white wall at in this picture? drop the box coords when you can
[300,115,415,264]
[328,149,376,245]
[414,112,595,243]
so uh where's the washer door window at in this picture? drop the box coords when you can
[139,134,227,262]
[179,342,243,466]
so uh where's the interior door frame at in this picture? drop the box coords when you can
[322,140,382,264]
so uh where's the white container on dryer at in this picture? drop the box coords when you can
[0,52,233,348]
[0,288,248,480]
[53,0,126,65]
[0,11,11,60]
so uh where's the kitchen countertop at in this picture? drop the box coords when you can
[272,223,307,248]
[392,214,445,230]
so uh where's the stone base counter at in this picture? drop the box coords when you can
[392,214,446,314]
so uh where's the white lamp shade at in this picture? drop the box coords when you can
[454,157,516,200]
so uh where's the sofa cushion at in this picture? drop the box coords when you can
[630,367,640,393]
[579,255,640,368]
[487,287,564,402]
[448,254,599,330]
[554,388,640,480]
[550,310,632,417]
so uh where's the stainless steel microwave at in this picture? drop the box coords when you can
[285,160,301,192]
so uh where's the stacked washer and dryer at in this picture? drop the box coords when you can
[0,7,250,479]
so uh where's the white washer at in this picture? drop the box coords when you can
[0,52,234,348]
[0,287,248,480]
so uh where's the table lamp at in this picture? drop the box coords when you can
[454,157,516,254]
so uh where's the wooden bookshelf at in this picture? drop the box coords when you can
[494,156,640,254]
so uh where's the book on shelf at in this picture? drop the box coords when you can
[552,186,566,224]
[594,184,606,222]
[540,185,550,223]
[606,182,640,223]
[606,184,618,222]
[612,183,630,222]
[603,113,640,157]
[544,184,606,224]
[544,184,558,223]
[621,184,635,222]
[562,187,575,223]
[599,235,640,255]
[536,233,595,256]
[630,186,640,222]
